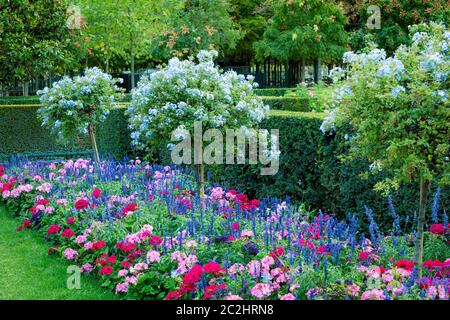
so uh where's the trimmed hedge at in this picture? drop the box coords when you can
[0,106,447,226]
[208,111,449,228]
[262,96,311,112]
[254,88,293,96]
[0,106,134,160]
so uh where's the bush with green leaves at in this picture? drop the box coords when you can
[322,22,450,276]
[37,67,124,162]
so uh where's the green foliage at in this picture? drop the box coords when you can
[329,22,450,193]
[0,0,74,91]
[262,96,311,112]
[0,106,133,160]
[285,82,337,112]
[150,0,242,61]
[349,0,450,54]
[254,0,348,63]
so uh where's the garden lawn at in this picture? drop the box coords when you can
[0,206,117,300]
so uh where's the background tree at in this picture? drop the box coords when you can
[225,0,271,65]
[254,0,348,82]
[76,0,181,88]
[324,22,449,276]
[345,0,450,54]
[0,0,73,96]
[150,0,242,62]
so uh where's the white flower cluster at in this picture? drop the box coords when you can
[321,22,449,134]
[127,50,269,149]
[37,67,123,140]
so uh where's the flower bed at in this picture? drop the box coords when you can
[0,159,449,300]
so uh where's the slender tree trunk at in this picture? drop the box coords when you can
[88,123,101,164]
[22,81,29,96]
[196,164,205,209]
[300,57,306,83]
[313,58,321,83]
[130,32,135,89]
[414,177,431,278]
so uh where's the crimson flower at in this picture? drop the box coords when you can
[47,225,61,235]
[92,188,102,198]
[100,266,113,275]
[429,224,445,235]
[61,229,75,239]
[74,199,88,210]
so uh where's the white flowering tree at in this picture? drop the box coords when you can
[322,22,449,276]
[127,50,269,204]
[37,67,124,163]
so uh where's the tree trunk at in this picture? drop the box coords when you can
[22,81,29,96]
[130,32,135,89]
[313,58,321,83]
[196,164,205,209]
[413,178,431,278]
[88,123,101,164]
[300,57,306,83]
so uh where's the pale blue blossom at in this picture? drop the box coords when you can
[391,86,405,98]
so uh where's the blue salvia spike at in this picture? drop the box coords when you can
[431,188,441,223]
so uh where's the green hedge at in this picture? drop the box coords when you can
[0,94,132,105]
[254,88,293,96]
[0,106,134,160]
[262,96,311,112]
[0,106,447,226]
[208,111,449,227]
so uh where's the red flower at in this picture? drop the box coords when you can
[67,217,76,225]
[92,240,106,250]
[1,182,12,192]
[61,229,75,239]
[99,266,113,275]
[106,255,117,264]
[394,259,414,271]
[358,251,370,262]
[149,235,163,247]
[47,225,61,235]
[183,264,203,286]
[429,224,445,235]
[36,199,49,206]
[227,189,237,195]
[270,247,285,259]
[122,203,138,215]
[92,188,102,198]
[166,291,181,300]
[0,166,4,176]
[203,261,223,275]
[74,199,88,210]
[231,222,240,231]
[121,261,131,269]
[29,206,38,215]
[423,259,443,271]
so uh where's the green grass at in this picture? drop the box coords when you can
[0,207,117,300]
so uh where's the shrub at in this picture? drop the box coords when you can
[37,67,124,162]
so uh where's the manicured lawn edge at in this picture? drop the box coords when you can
[0,206,117,300]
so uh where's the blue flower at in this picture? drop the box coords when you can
[391,85,405,98]
[432,90,448,103]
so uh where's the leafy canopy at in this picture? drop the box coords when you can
[323,22,450,193]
